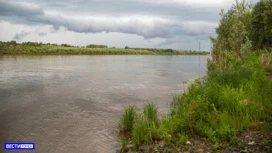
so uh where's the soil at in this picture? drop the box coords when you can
[117,126,272,153]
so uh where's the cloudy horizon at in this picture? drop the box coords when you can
[0,0,257,50]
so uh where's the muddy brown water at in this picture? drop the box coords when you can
[0,55,208,153]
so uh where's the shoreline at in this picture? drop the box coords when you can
[116,52,272,153]
[0,41,210,56]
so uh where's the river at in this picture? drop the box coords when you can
[0,55,208,153]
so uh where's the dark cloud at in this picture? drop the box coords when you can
[0,0,218,39]
[0,0,257,49]
[13,31,31,40]
[17,0,222,22]
[0,1,43,16]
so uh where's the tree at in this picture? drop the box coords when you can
[210,0,253,67]
[86,44,108,48]
[251,0,272,49]
[9,40,17,46]
[164,49,173,52]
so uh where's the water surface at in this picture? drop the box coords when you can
[0,55,208,153]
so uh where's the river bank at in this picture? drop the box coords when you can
[117,126,272,153]
[117,52,272,153]
[0,41,209,55]
[116,1,272,152]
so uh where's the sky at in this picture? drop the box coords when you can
[0,0,257,50]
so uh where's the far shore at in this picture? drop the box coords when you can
[0,41,210,55]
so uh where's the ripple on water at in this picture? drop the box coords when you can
[0,55,207,153]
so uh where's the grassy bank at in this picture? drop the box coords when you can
[0,43,153,55]
[117,1,272,151]
[118,52,272,152]
[0,41,209,55]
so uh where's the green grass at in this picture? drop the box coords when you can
[143,103,158,126]
[131,103,159,148]
[132,116,148,148]
[0,45,154,55]
[165,62,272,146]
[118,103,160,149]
[0,41,210,55]
[118,53,272,151]
[119,106,136,134]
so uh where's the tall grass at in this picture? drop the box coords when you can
[132,116,148,148]
[119,106,136,134]
[143,103,158,126]
[118,103,160,149]
[158,54,272,147]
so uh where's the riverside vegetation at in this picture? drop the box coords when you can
[118,0,272,152]
[0,41,209,55]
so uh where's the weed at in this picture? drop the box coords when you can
[177,133,188,146]
[132,116,148,148]
[119,106,136,134]
[143,103,158,126]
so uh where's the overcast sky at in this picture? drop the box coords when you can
[0,0,257,50]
